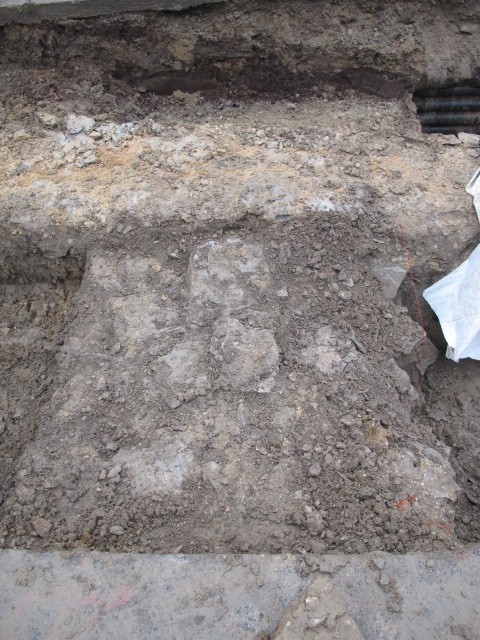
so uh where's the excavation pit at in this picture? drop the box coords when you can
[0,217,478,554]
[0,0,479,561]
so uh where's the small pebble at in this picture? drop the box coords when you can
[109,525,125,536]
[308,463,322,478]
[107,464,122,479]
[37,112,58,127]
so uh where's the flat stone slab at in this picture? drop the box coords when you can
[0,0,222,25]
[1,548,479,639]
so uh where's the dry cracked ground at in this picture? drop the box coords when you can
[0,0,480,560]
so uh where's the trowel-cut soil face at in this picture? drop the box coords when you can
[0,215,467,554]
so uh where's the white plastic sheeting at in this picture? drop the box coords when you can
[423,244,480,361]
[423,167,480,362]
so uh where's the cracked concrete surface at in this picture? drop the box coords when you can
[1,548,479,639]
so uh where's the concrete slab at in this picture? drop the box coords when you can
[0,0,223,25]
[0,551,308,639]
[1,548,479,639]
[334,549,480,640]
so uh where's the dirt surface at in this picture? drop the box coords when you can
[0,1,479,556]
[424,358,480,543]
[0,280,80,503]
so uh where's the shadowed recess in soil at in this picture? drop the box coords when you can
[423,357,480,543]
[113,58,406,100]
[397,253,480,544]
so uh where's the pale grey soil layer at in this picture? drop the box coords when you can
[0,0,479,556]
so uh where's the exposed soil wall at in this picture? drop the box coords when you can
[0,0,479,555]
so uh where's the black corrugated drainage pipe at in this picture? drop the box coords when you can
[413,84,480,135]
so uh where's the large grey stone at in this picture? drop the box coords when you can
[333,549,480,640]
[210,316,279,392]
[372,265,407,300]
[188,238,271,321]
[154,338,210,407]
[382,442,460,541]
[300,326,357,375]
